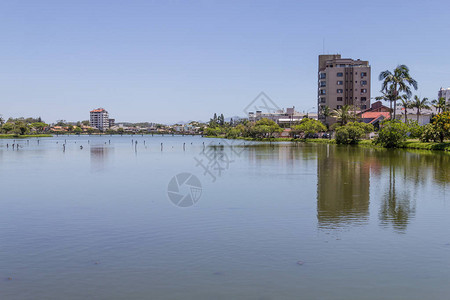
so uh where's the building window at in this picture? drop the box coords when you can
[361,72,367,78]
[361,89,367,93]
[361,97,367,102]
[320,81,326,87]
[337,105,342,109]
[361,80,367,85]
[320,97,326,103]
[337,72,343,77]
[320,90,326,95]
[337,81,343,85]
[337,97,343,101]
[337,89,343,93]
[319,73,326,79]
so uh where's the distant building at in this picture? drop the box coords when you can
[90,108,109,131]
[394,105,437,125]
[248,107,306,125]
[318,54,371,124]
[108,118,115,128]
[438,87,450,105]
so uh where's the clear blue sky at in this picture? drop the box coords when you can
[1,0,449,123]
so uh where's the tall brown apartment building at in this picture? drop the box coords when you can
[318,54,371,123]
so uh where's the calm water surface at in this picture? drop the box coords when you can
[0,136,449,300]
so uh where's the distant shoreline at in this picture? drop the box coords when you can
[0,134,53,139]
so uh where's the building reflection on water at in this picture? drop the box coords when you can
[316,145,371,229]
[316,146,450,233]
[90,145,113,172]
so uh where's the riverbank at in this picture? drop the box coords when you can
[301,139,450,151]
[0,134,53,139]
[206,136,450,152]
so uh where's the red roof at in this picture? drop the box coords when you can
[361,112,390,120]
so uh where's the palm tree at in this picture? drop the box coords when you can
[379,65,418,120]
[375,85,398,119]
[399,95,412,123]
[331,105,355,125]
[411,96,430,123]
[431,97,447,114]
[0,115,4,126]
[320,105,332,129]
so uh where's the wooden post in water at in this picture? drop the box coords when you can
[161,143,163,151]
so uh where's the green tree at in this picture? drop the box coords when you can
[420,123,439,143]
[399,95,412,123]
[374,120,409,148]
[74,127,82,134]
[293,118,326,138]
[2,122,13,133]
[31,122,48,133]
[379,65,418,120]
[335,122,374,144]
[375,86,398,119]
[252,118,282,138]
[56,120,67,126]
[205,127,222,136]
[331,105,356,125]
[320,105,332,128]
[431,97,447,114]
[406,120,423,139]
[13,121,30,135]
[431,111,450,142]
[411,96,430,123]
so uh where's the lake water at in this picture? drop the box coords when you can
[0,135,449,300]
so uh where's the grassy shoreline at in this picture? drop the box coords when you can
[205,136,450,152]
[0,134,53,139]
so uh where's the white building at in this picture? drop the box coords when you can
[438,87,450,105]
[395,105,437,125]
[248,107,308,125]
[90,108,110,131]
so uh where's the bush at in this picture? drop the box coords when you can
[420,123,439,142]
[335,122,373,144]
[374,120,408,148]
[432,111,450,142]
[406,120,423,139]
